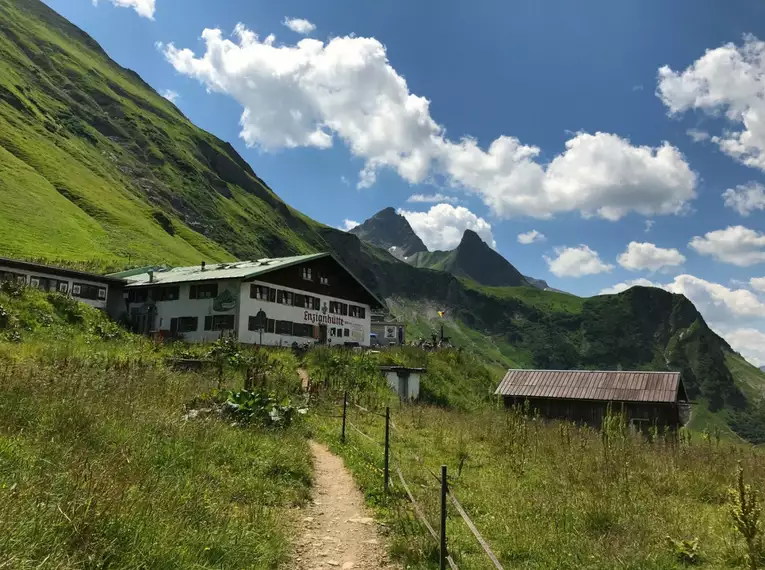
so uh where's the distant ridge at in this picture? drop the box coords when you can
[348,207,427,260]
[408,229,529,287]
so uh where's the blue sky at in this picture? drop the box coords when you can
[41,0,765,364]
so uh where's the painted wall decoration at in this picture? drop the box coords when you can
[213,288,238,312]
[385,325,397,339]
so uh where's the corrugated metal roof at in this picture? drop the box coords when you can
[494,369,684,403]
[0,257,125,284]
[115,252,386,308]
[119,253,328,286]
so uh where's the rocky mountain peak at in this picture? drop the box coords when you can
[348,208,427,260]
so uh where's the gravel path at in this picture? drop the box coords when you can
[292,441,398,569]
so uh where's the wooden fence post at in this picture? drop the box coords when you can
[384,406,390,493]
[341,390,347,444]
[440,464,448,570]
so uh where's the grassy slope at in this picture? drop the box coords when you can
[0,0,322,269]
[406,249,451,271]
[3,0,765,434]
[312,399,761,570]
[305,349,765,569]
[0,287,312,568]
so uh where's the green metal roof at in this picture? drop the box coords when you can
[121,253,328,286]
[119,252,385,308]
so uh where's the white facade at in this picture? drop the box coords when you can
[237,279,370,347]
[125,278,372,347]
[126,280,240,343]
[0,263,111,311]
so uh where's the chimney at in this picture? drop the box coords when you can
[148,270,154,283]
[201,261,206,272]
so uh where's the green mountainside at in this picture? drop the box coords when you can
[407,228,529,287]
[3,0,765,436]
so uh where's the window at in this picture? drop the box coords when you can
[250,284,271,301]
[344,328,350,337]
[266,319,275,333]
[268,288,276,302]
[190,283,218,299]
[293,323,313,337]
[277,290,293,306]
[33,277,68,293]
[294,293,305,308]
[312,297,320,310]
[72,283,106,301]
[302,267,312,281]
[329,301,348,315]
[349,305,367,319]
[319,274,329,286]
[128,289,148,303]
[329,327,336,337]
[275,320,293,335]
[172,317,198,333]
[204,314,235,331]
[0,271,25,284]
[159,286,180,301]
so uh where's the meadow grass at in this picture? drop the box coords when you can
[310,395,765,570]
[0,337,312,568]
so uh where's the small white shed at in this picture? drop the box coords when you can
[379,366,425,400]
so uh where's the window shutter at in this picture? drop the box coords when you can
[204,316,212,331]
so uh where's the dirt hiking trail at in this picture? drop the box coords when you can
[293,441,399,569]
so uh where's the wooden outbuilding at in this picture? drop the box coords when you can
[495,369,690,429]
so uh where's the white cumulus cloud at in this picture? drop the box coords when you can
[517,230,546,245]
[163,25,697,220]
[282,17,316,35]
[686,129,710,143]
[689,226,765,266]
[545,245,614,278]
[406,193,459,204]
[397,204,495,251]
[339,219,359,231]
[617,241,686,272]
[750,277,765,292]
[722,328,765,367]
[722,182,765,216]
[93,0,155,19]
[160,89,179,103]
[599,278,660,295]
[658,35,765,172]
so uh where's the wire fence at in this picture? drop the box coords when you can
[328,390,504,570]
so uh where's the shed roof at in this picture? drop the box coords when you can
[494,369,686,404]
